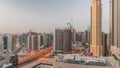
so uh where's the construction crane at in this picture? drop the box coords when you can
[0,43,26,67]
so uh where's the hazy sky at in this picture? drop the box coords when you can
[0,0,109,33]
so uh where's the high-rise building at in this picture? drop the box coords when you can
[38,34,44,49]
[3,35,8,50]
[76,32,79,42]
[72,28,76,43]
[90,0,103,56]
[7,36,12,52]
[63,29,72,53]
[43,33,48,47]
[48,34,53,46]
[43,33,53,47]
[54,29,63,52]
[12,35,17,51]
[54,28,72,53]
[16,35,20,45]
[40,35,44,46]
[28,34,32,50]
[31,35,38,50]
[0,36,4,53]
[76,32,86,42]
[102,33,110,56]
[28,31,37,50]
[81,32,85,42]
[38,34,41,49]
[110,0,120,59]
[19,34,28,45]
[85,30,90,42]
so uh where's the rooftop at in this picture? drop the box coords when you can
[32,55,116,68]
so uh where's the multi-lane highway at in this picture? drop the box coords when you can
[19,53,50,68]
[18,46,52,68]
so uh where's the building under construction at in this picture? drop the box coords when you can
[62,29,72,53]
[54,28,72,53]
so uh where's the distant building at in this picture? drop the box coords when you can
[48,34,53,46]
[102,33,109,56]
[28,31,37,50]
[43,33,53,47]
[12,35,17,51]
[38,34,44,49]
[31,35,38,50]
[103,33,109,56]
[75,33,79,42]
[28,34,32,50]
[85,30,90,42]
[28,31,53,50]
[76,32,82,42]
[38,34,41,49]
[22,33,28,44]
[40,35,44,46]
[72,29,76,43]
[76,32,86,42]
[43,33,48,47]
[7,36,12,52]
[3,35,8,50]
[19,33,28,45]
[16,35,20,45]
[81,32,85,42]
[0,36,4,53]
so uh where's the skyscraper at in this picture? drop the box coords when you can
[12,35,17,51]
[32,35,38,50]
[54,29,63,52]
[40,35,44,46]
[85,30,88,42]
[28,31,37,50]
[43,33,49,47]
[102,33,110,56]
[54,28,72,53]
[43,33,53,47]
[3,35,8,50]
[28,34,32,50]
[7,36,12,52]
[38,34,42,49]
[110,0,120,59]
[63,29,72,53]
[90,0,103,56]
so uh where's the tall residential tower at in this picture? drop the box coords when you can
[110,0,120,59]
[90,0,103,56]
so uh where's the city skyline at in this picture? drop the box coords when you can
[0,0,120,68]
[0,0,109,33]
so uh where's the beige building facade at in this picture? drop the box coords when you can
[110,0,120,60]
[90,0,103,56]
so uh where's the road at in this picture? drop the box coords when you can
[18,46,52,64]
[19,53,50,68]
[18,46,52,68]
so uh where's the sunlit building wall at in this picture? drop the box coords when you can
[110,0,120,59]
